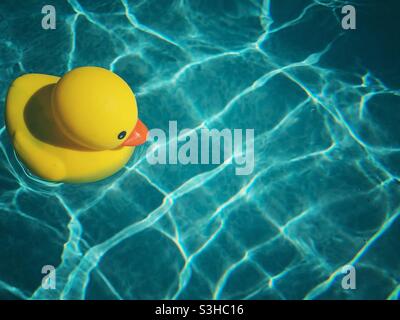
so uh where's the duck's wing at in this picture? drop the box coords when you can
[13,131,66,182]
[6,74,60,134]
[6,74,65,182]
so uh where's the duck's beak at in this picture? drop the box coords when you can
[121,119,148,147]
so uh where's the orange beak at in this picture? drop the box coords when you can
[121,119,148,147]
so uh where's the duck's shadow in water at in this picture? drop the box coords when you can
[24,84,90,151]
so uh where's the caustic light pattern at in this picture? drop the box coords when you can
[0,0,399,300]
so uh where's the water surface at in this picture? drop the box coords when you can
[0,0,399,300]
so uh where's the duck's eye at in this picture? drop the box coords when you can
[118,131,127,140]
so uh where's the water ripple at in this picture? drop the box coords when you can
[0,0,399,300]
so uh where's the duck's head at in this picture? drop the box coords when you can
[51,66,148,150]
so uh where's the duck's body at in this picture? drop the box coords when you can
[5,67,147,183]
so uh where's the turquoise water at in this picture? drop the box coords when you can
[0,0,399,300]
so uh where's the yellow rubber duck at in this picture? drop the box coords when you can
[5,66,148,183]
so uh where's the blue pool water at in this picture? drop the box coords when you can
[0,0,399,300]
